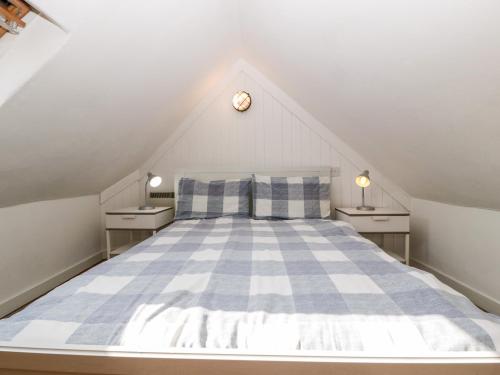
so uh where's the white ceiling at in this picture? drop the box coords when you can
[0,0,240,207]
[1,0,499,209]
[240,0,500,210]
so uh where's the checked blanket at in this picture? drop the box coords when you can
[1,217,499,355]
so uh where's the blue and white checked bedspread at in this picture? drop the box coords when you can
[1,217,499,355]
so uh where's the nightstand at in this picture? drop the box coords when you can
[105,206,174,259]
[335,207,410,265]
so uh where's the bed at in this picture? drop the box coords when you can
[0,169,499,375]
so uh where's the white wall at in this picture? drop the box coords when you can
[101,60,411,256]
[411,198,500,313]
[0,195,101,316]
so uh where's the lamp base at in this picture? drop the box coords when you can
[138,205,156,210]
[356,205,375,211]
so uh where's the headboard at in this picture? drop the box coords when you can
[173,167,332,211]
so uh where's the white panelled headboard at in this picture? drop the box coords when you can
[173,167,332,210]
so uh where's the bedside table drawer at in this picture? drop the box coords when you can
[106,209,174,230]
[106,214,156,229]
[348,215,409,233]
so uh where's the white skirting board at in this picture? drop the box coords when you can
[0,251,104,318]
[411,258,500,316]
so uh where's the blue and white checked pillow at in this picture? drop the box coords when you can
[253,174,331,219]
[175,177,251,220]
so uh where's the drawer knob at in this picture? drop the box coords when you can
[372,216,389,221]
[121,215,137,220]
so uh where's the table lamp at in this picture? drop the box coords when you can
[355,170,375,211]
[139,172,162,210]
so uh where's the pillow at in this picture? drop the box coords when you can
[253,174,331,219]
[175,177,251,220]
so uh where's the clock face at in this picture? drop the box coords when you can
[232,91,252,112]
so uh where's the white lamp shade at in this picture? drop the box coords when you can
[149,175,162,188]
[355,171,371,188]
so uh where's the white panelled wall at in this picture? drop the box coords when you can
[100,60,411,257]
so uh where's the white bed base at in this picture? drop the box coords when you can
[1,168,499,374]
[0,347,499,375]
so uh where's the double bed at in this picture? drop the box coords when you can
[0,169,499,374]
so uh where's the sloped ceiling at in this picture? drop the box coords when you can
[0,0,240,207]
[240,0,500,210]
[1,0,499,210]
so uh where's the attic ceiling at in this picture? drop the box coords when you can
[1,0,499,210]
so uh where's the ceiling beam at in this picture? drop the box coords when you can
[0,0,31,37]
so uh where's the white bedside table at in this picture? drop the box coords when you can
[335,207,410,265]
[105,206,174,259]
